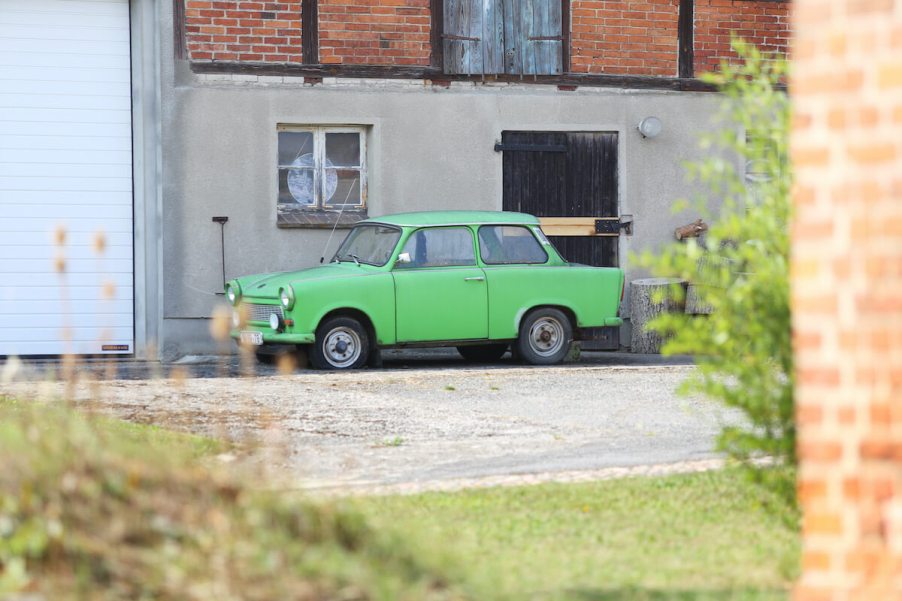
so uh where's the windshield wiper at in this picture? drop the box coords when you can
[336,253,361,266]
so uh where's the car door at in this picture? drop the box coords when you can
[392,226,488,342]
[477,224,556,340]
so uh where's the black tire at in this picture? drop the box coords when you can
[516,308,573,365]
[310,316,370,370]
[456,344,509,363]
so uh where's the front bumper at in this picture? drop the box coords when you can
[230,329,315,345]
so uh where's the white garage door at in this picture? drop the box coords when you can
[0,0,134,356]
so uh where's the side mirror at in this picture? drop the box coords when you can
[396,252,412,264]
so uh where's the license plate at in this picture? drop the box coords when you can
[240,331,263,346]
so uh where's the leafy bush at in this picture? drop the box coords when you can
[636,41,794,506]
[0,398,466,600]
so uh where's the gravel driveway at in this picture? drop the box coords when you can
[2,354,742,492]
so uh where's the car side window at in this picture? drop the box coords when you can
[478,226,549,265]
[396,227,476,268]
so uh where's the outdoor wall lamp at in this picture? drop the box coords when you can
[637,116,663,139]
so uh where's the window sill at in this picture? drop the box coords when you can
[277,208,368,229]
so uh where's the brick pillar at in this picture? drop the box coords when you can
[792,0,902,597]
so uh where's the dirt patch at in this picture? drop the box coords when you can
[2,364,741,490]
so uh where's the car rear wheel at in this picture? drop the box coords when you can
[310,316,370,370]
[456,344,508,363]
[516,308,572,365]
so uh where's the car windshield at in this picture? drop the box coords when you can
[332,224,401,267]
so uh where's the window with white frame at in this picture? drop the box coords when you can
[277,126,367,227]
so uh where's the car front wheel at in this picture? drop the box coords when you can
[310,316,370,370]
[516,308,572,365]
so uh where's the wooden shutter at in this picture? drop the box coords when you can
[524,0,563,75]
[444,0,484,74]
[445,0,561,75]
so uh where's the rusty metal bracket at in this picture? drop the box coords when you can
[595,218,633,236]
[442,34,481,41]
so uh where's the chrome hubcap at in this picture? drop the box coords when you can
[323,327,361,368]
[528,317,565,357]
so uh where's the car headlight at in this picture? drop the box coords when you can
[226,281,241,306]
[269,312,283,332]
[279,287,295,310]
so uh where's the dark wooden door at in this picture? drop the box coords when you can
[501,131,619,267]
[501,130,620,348]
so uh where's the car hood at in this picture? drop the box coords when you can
[236,263,375,298]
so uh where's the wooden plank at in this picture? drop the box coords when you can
[547,0,563,75]
[502,0,521,74]
[430,0,444,69]
[538,221,598,236]
[524,0,562,75]
[189,61,725,92]
[538,218,622,237]
[483,0,504,73]
[538,217,597,225]
[561,0,570,73]
[302,0,318,64]
[678,0,693,78]
[444,0,482,74]
[443,0,460,73]
[173,0,186,60]
[520,0,535,74]
[466,0,483,73]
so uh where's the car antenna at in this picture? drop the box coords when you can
[319,178,358,264]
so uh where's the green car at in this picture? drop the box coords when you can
[226,211,624,369]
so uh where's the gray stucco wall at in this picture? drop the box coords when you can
[152,7,726,359]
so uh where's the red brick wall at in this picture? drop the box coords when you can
[570,0,679,76]
[693,0,790,74]
[792,0,902,595]
[182,0,790,77]
[185,1,304,63]
[318,0,431,65]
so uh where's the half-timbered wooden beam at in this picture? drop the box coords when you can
[678,0,694,78]
[302,0,319,64]
[430,0,444,69]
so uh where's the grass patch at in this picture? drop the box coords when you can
[353,469,801,600]
[0,396,799,600]
[0,398,467,600]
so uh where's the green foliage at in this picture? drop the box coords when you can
[636,41,794,506]
[0,399,466,600]
[356,469,800,600]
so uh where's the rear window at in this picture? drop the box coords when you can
[478,226,548,265]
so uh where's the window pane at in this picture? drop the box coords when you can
[278,131,314,166]
[398,227,475,268]
[326,132,361,167]
[333,225,400,267]
[279,167,316,206]
[479,226,548,264]
[324,169,362,208]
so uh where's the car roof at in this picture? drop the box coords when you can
[362,210,540,227]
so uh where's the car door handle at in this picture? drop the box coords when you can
[464,276,485,282]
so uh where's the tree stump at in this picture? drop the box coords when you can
[629,277,688,354]
[685,284,714,315]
